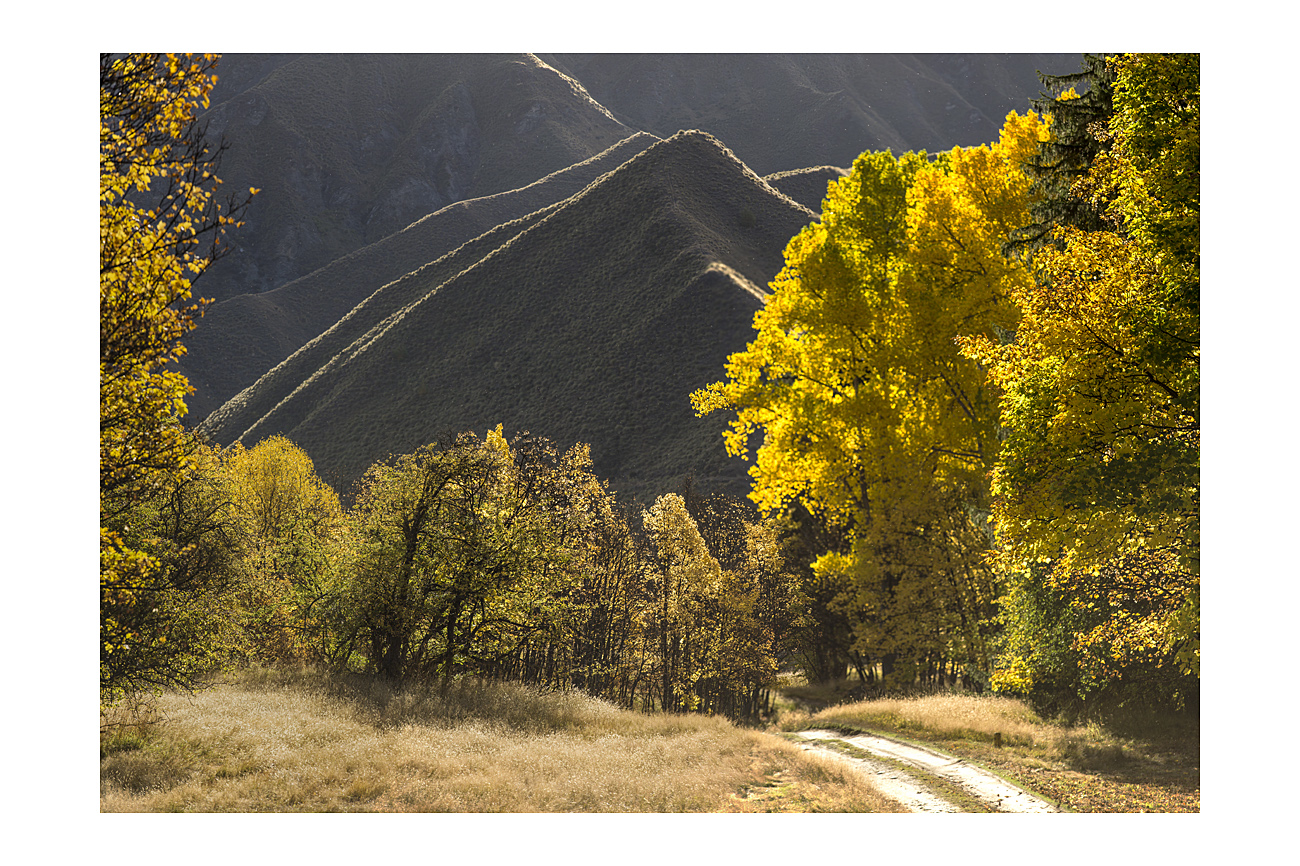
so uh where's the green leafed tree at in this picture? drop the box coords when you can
[963,53,1199,708]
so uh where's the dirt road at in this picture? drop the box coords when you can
[793,729,1060,813]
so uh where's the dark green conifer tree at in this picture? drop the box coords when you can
[1005,53,1118,256]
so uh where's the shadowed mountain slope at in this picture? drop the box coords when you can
[200,131,817,499]
[194,53,634,303]
[540,53,1078,174]
[199,194,573,449]
[764,166,851,213]
[195,53,1079,307]
[179,132,661,421]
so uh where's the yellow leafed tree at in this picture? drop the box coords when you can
[694,112,1049,685]
[101,53,254,702]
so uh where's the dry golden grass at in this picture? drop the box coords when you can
[797,692,1049,747]
[100,669,900,812]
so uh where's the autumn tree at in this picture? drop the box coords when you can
[338,428,587,685]
[482,435,655,698]
[100,443,247,702]
[681,482,806,717]
[556,496,656,708]
[101,53,253,702]
[223,436,343,663]
[963,54,1199,709]
[693,112,1049,688]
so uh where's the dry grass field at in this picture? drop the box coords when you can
[99,667,1199,814]
[100,669,902,813]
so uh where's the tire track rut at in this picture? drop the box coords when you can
[794,729,1060,813]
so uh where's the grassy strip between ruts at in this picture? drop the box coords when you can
[782,732,994,813]
[776,689,1199,813]
[100,668,904,813]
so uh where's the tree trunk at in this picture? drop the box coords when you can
[441,598,462,694]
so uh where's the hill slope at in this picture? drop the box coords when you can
[200,131,816,498]
[540,53,1079,173]
[179,133,661,421]
[194,53,634,303]
[764,166,852,213]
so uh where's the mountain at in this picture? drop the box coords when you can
[539,54,1076,173]
[199,131,817,499]
[179,132,661,421]
[196,53,1080,305]
[195,53,635,303]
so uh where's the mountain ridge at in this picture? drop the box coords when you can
[195,53,635,303]
[180,132,662,420]
[200,130,817,498]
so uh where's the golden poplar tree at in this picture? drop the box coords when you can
[693,112,1049,684]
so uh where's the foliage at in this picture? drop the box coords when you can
[100,53,253,703]
[1005,53,1118,256]
[638,491,796,716]
[295,423,791,720]
[693,112,1050,686]
[334,428,595,683]
[963,54,1199,705]
[223,436,344,663]
[101,443,247,703]
[100,53,251,512]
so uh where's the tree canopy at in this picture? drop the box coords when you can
[963,53,1200,703]
[100,53,253,702]
[693,111,1050,685]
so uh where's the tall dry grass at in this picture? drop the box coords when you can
[795,693,1045,744]
[100,668,900,812]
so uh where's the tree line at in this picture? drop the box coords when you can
[102,53,1198,720]
[103,427,810,720]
